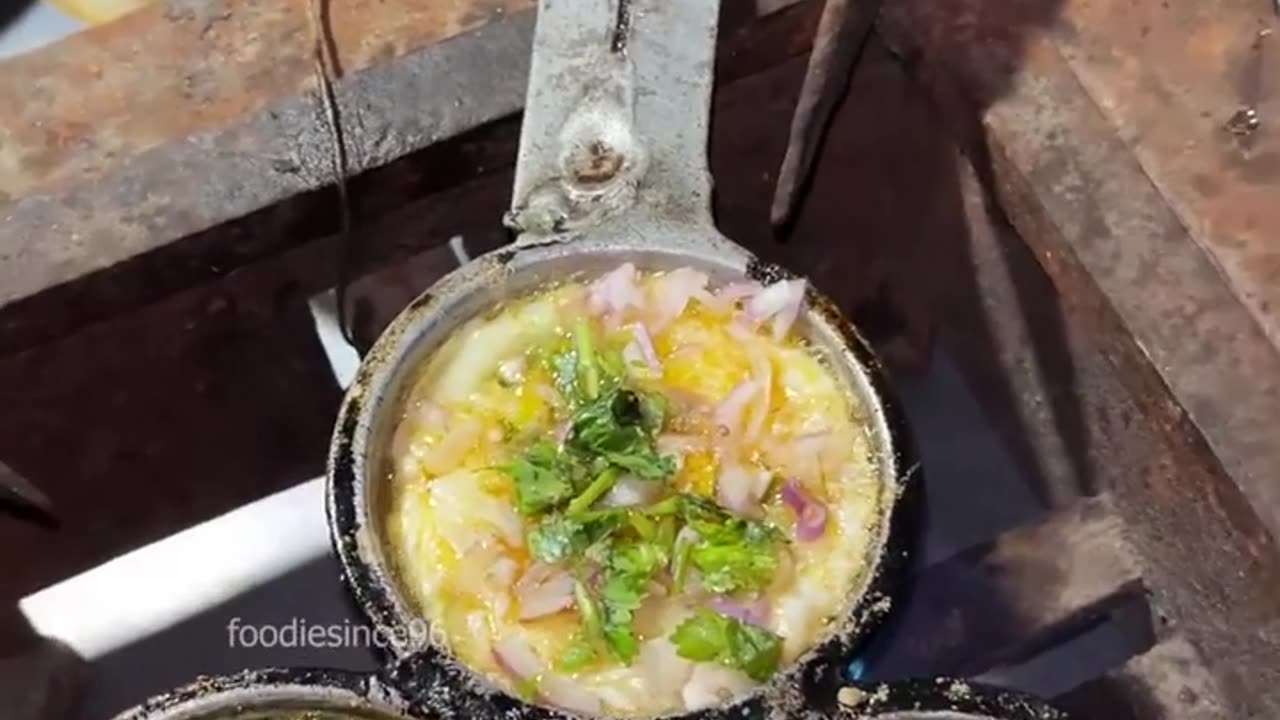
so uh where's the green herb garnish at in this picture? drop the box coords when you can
[669,608,783,681]
[567,388,675,480]
[505,442,577,516]
[599,541,668,662]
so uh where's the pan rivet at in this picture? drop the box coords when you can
[567,138,624,185]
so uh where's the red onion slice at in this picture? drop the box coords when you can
[743,279,805,340]
[780,479,829,542]
[713,379,758,436]
[494,636,602,714]
[602,474,661,508]
[494,635,544,680]
[708,595,770,627]
[589,263,643,320]
[540,675,603,715]
[631,323,662,374]
[652,268,710,330]
[716,463,770,517]
[515,563,575,620]
[744,354,773,441]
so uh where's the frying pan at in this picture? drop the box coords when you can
[324,0,921,717]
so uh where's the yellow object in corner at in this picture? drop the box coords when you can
[48,0,154,25]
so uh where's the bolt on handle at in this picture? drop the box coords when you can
[507,0,722,240]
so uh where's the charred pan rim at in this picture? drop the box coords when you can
[111,667,412,720]
[839,678,1075,719]
[327,248,923,719]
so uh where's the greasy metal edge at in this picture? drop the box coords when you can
[840,679,1074,719]
[326,230,922,719]
[111,667,413,720]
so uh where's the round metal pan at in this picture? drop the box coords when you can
[324,0,924,717]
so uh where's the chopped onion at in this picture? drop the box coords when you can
[489,556,519,586]
[714,380,759,436]
[636,639,693,705]
[588,262,643,321]
[416,401,448,435]
[744,279,805,340]
[493,635,543,680]
[515,563,575,620]
[419,417,483,476]
[553,421,571,445]
[494,636,602,714]
[531,383,561,407]
[651,268,711,330]
[780,479,829,542]
[682,664,755,711]
[541,675,603,715]
[631,323,662,373]
[744,354,773,441]
[603,474,660,508]
[716,463,769,516]
[708,595,770,627]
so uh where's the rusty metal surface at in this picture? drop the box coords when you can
[935,147,1280,717]
[0,0,532,201]
[0,10,536,340]
[867,495,1147,680]
[1049,3,1280,352]
[0,0,822,357]
[1057,636,1231,720]
[879,0,1280,586]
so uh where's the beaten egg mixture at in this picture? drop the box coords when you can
[385,264,887,716]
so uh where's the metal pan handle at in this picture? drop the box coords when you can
[506,0,722,242]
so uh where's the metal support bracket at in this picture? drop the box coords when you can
[506,0,722,240]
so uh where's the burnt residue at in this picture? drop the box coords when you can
[836,678,1073,719]
[745,257,799,285]
[114,667,396,720]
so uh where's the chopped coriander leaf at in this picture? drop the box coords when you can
[656,516,677,551]
[637,391,667,433]
[598,346,627,386]
[528,513,622,564]
[628,512,657,541]
[645,495,683,516]
[567,389,676,480]
[669,608,784,681]
[575,578,603,638]
[691,542,778,594]
[599,541,667,663]
[690,519,781,594]
[556,636,599,673]
[566,467,621,516]
[549,348,581,405]
[671,530,696,593]
[528,515,588,564]
[672,494,783,593]
[505,442,576,515]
